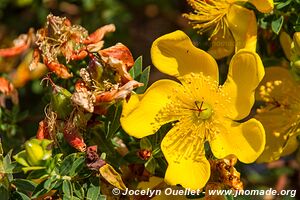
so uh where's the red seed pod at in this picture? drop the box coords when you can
[36,120,50,140]
[63,121,86,152]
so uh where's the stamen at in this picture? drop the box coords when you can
[183,0,231,38]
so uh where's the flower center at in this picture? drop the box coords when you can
[191,100,212,120]
[156,73,233,163]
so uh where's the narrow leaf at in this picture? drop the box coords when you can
[11,179,37,192]
[136,66,150,94]
[145,157,157,174]
[14,191,31,200]
[106,104,122,139]
[271,16,284,34]
[62,180,73,198]
[133,56,143,79]
[129,56,143,79]
[86,183,101,200]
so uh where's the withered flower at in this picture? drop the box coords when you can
[0,77,19,108]
[35,14,115,79]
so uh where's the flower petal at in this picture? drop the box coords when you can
[227,4,257,52]
[120,80,183,138]
[249,0,274,13]
[281,133,300,157]
[223,50,265,120]
[256,67,296,101]
[279,31,293,61]
[210,118,265,163]
[151,30,219,80]
[255,108,298,162]
[208,28,235,59]
[161,125,210,190]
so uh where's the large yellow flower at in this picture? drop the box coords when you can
[256,67,300,163]
[183,0,274,59]
[120,31,265,189]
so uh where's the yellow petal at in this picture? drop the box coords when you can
[208,28,235,59]
[223,50,265,120]
[120,80,183,138]
[281,133,300,157]
[161,126,210,190]
[256,67,296,101]
[151,30,219,80]
[227,4,257,52]
[249,0,274,13]
[279,31,293,61]
[255,108,298,163]
[210,118,265,163]
[260,66,294,84]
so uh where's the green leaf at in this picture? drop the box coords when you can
[22,166,46,174]
[271,16,284,34]
[123,150,145,164]
[27,169,48,180]
[14,191,31,200]
[0,185,9,200]
[129,56,143,79]
[68,156,85,177]
[11,179,37,193]
[3,150,12,170]
[59,153,84,176]
[62,179,73,198]
[135,66,150,94]
[13,151,29,167]
[145,157,157,174]
[105,103,122,139]
[31,180,50,199]
[152,148,163,158]
[86,182,101,200]
[0,139,3,156]
[276,0,292,9]
[225,194,235,200]
[73,182,85,199]
[140,137,152,150]
[44,176,59,191]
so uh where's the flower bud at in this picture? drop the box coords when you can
[25,139,45,166]
[15,139,53,167]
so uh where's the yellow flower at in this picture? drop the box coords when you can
[121,31,265,189]
[183,0,274,59]
[256,67,300,163]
